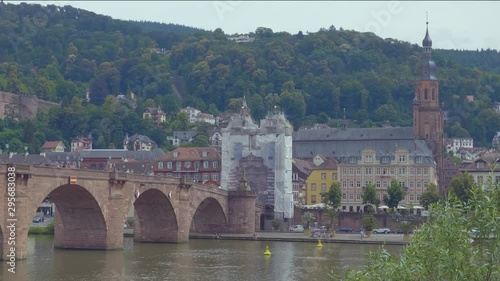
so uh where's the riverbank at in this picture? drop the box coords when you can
[123,228,409,245]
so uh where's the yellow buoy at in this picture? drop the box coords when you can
[264,245,271,255]
[317,239,323,247]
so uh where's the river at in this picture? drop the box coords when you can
[1,235,404,281]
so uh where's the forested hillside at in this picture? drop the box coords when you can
[1,2,499,153]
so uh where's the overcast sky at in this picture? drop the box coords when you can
[19,1,500,50]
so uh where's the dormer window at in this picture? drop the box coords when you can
[476,161,485,169]
[349,157,357,164]
[381,156,390,164]
[365,155,373,162]
[202,151,208,157]
[173,152,179,157]
[424,89,428,100]
[415,156,423,164]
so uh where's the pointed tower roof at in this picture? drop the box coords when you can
[422,15,432,47]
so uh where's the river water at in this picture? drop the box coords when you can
[1,235,403,281]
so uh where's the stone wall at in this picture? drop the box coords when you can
[0,91,58,120]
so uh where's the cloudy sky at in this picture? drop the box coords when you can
[20,1,500,50]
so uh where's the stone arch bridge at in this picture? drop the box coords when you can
[0,164,256,260]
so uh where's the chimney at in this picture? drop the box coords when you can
[40,152,46,157]
[9,152,15,158]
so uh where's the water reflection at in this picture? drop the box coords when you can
[1,236,403,281]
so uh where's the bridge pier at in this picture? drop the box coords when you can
[227,191,257,233]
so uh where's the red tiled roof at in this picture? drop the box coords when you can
[158,147,220,161]
[42,141,63,149]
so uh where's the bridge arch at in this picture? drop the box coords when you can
[190,197,228,234]
[46,184,107,249]
[133,188,179,242]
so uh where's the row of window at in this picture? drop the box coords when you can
[341,167,429,176]
[156,173,219,181]
[349,155,424,164]
[310,193,422,204]
[157,161,219,169]
[341,180,429,189]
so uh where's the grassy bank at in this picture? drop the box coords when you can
[29,222,54,235]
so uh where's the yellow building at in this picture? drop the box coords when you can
[305,155,338,205]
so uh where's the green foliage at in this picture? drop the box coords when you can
[321,182,342,210]
[361,215,377,231]
[301,212,316,229]
[449,172,476,203]
[28,221,54,235]
[420,183,440,208]
[326,208,338,230]
[344,179,500,281]
[400,221,412,234]
[272,219,282,231]
[362,183,380,210]
[383,179,404,210]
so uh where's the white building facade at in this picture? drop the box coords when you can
[221,99,293,219]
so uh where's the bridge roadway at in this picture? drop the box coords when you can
[0,164,257,260]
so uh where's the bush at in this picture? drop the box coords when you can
[362,215,377,231]
[344,179,500,281]
[28,221,54,235]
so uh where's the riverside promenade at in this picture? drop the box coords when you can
[124,228,410,245]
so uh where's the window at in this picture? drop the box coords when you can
[321,173,326,179]
[356,194,361,201]
[432,88,435,100]
[203,161,209,168]
[213,161,219,168]
[342,193,346,200]
[376,181,381,188]
[311,195,317,204]
[332,173,337,180]
[158,162,164,169]
[399,181,406,188]
[349,193,354,200]
[194,162,199,170]
[365,168,372,175]
[212,173,218,181]
[176,162,181,171]
[424,181,429,187]
[167,162,172,169]
[321,183,326,192]
[417,195,421,201]
[356,181,361,188]
[409,168,414,175]
[365,154,373,162]
[349,157,357,163]
[376,168,381,175]
[416,181,422,189]
[202,151,208,157]
[311,183,316,191]
[194,174,199,181]
[390,168,395,175]
[173,152,179,157]
[377,193,381,200]
[415,156,422,164]
[203,174,209,181]
[417,168,422,175]
[349,168,354,175]
[185,161,191,169]
[410,194,414,202]
[398,155,406,162]
[496,176,500,183]
[349,181,354,188]
[398,168,406,175]
[476,162,485,169]
[342,181,347,188]
[409,181,414,188]
[381,156,391,164]
[342,168,347,175]
[382,168,388,175]
[424,88,428,100]
[424,168,429,176]
[383,181,388,188]
[356,168,361,176]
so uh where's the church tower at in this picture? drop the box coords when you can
[412,19,445,194]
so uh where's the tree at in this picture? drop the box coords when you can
[449,172,476,203]
[301,212,316,230]
[362,183,380,212]
[420,183,440,208]
[192,135,209,147]
[321,182,342,210]
[383,179,404,211]
[345,179,500,281]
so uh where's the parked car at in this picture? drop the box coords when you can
[337,227,353,233]
[32,216,44,223]
[393,229,413,234]
[355,228,364,233]
[372,227,391,234]
[289,225,304,232]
